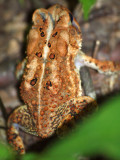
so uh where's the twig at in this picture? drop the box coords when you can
[0,98,8,127]
[92,40,100,58]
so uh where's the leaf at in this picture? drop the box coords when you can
[0,143,15,160]
[22,153,42,160]
[19,0,25,6]
[79,0,97,19]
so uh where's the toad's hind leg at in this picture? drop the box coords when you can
[53,96,97,130]
[7,105,37,154]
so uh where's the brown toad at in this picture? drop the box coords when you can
[7,4,120,154]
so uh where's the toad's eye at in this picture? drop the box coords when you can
[69,12,80,34]
[69,12,73,23]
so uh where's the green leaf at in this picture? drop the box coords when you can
[19,0,25,6]
[25,94,120,160]
[0,143,15,160]
[79,0,96,19]
[22,153,41,160]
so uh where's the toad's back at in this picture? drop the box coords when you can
[20,4,82,137]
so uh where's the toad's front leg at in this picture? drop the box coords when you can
[7,105,38,154]
[75,51,120,74]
